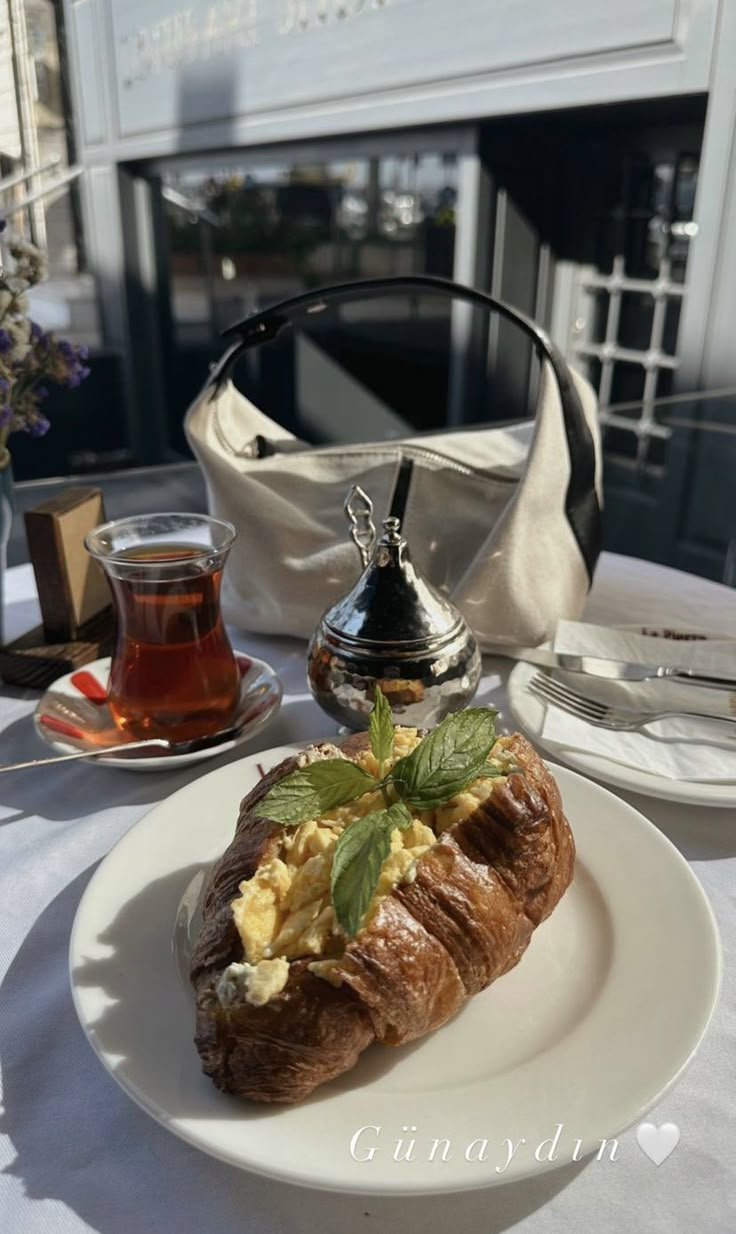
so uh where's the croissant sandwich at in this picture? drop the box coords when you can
[190,699,575,1103]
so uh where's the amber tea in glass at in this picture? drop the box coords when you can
[86,514,239,742]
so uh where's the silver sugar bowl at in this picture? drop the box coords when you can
[307,486,482,730]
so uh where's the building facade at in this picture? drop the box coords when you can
[6,0,736,576]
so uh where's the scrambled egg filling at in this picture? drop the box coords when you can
[216,957,290,1009]
[223,728,510,1007]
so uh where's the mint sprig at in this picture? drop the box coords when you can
[257,698,504,936]
[259,759,376,825]
[369,685,394,779]
[331,801,412,936]
[390,708,499,809]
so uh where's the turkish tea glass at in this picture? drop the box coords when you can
[86,513,239,742]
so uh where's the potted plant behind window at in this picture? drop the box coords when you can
[0,219,90,642]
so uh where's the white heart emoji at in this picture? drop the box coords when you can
[636,1122,680,1165]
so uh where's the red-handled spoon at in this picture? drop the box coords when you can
[69,671,108,703]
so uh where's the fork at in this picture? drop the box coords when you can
[529,672,736,739]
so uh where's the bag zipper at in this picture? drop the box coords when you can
[215,414,519,483]
[296,439,509,480]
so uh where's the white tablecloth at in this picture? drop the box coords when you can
[1,552,734,1234]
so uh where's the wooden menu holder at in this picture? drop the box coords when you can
[0,487,115,689]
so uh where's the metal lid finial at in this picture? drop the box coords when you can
[381,516,402,544]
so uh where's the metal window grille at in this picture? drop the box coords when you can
[568,251,690,463]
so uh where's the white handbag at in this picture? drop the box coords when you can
[185,277,603,649]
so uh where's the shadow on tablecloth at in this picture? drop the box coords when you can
[0,690,326,826]
[0,864,591,1234]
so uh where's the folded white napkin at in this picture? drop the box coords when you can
[540,620,736,782]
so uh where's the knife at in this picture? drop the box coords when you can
[487,645,736,691]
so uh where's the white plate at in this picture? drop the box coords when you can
[69,744,720,1195]
[507,660,736,808]
[34,653,282,771]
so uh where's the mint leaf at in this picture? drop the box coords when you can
[386,799,413,831]
[331,801,413,936]
[389,708,499,809]
[259,759,376,825]
[369,685,394,776]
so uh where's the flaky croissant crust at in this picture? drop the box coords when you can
[190,732,575,1103]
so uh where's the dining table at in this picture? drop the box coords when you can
[0,549,734,1234]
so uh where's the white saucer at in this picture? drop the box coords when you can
[69,744,721,1193]
[507,659,736,808]
[34,652,282,771]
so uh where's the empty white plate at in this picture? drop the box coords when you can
[507,659,736,808]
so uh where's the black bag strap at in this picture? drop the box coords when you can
[206,274,602,581]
